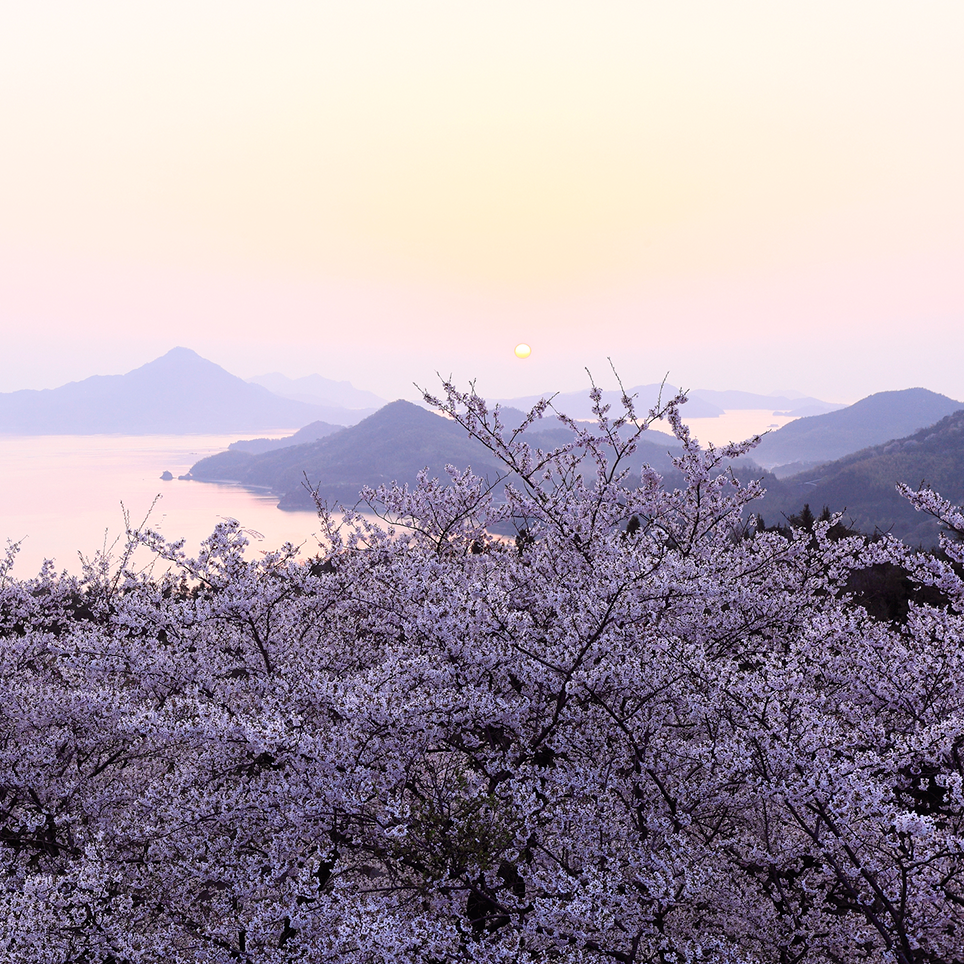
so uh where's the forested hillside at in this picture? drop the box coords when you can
[755,407,964,544]
[190,400,505,507]
[749,387,961,471]
[227,420,343,455]
[190,398,684,509]
[3,384,964,963]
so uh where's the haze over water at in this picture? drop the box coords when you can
[0,406,796,577]
[0,433,322,577]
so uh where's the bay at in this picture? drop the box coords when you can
[0,432,328,578]
[667,409,797,449]
[0,410,793,578]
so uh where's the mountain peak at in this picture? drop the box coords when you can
[141,346,219,371]
[751,387,962,470]
[162,346,202,359]
[0,348,348,434]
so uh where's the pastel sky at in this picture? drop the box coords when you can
[2,1,962,403]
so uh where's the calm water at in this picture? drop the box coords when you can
[0,410,791,578]
[666,409,796,449]
[0,432,329,577]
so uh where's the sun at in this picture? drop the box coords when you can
[514,343,531,359]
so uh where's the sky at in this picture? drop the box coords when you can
[1,1,963,404]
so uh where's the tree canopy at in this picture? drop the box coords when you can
[2,383,964,963]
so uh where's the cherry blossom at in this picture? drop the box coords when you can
[1,383,963,963]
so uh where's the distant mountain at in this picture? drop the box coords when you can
[189,400,686,510]
[749,388,962,470]
[191,400,503,508]
[493,385,843,422]
[493,384,723,419]
[248,373,386,425]
[0,348,364,435]
[689,389,844,417]
[228,420,344,455]
[753,408,964,545]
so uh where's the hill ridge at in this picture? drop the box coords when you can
[750,387,962,470]
[754,406,964,544]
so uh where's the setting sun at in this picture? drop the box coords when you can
[514,343,531,359]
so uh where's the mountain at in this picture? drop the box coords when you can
[493,384,724,419]
[190,400,504,508]
[189,400,686,510]
[748,388,962,471]
[493,385,844,422]
[0,348,358,435]
[689,389,844,417]
[753,408,964,545]
[228,420,344,455]
[247,373,386,425]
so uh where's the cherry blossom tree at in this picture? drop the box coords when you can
[1,382,964,963]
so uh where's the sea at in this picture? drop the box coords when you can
[0,409,793,580]
[0,432,327,579]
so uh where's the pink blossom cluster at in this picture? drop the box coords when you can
[1,383,963,963]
